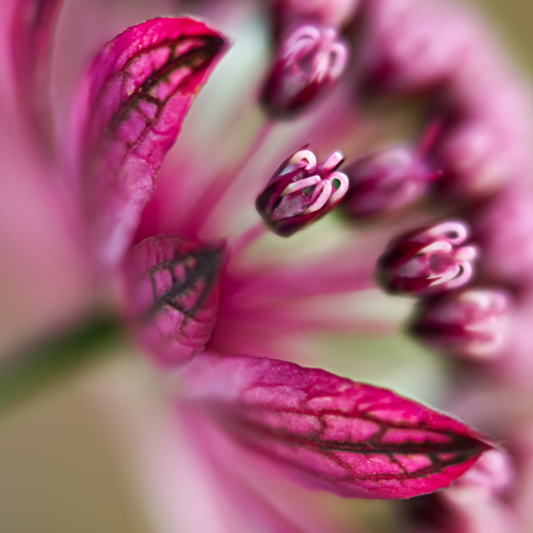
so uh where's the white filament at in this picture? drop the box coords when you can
[426,221,469,245]
[323,151,344,171]
[303,180,332,214]
[328,172,349,204]
[288,149,317,170]
[280,175,321,196]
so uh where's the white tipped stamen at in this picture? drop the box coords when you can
[328,42,349,79]
[288,149,317,170]
[427,221,469,244]
[328,172,349,204]
[286,26,321,49]
[455,245,478,262]
[418,241,453,255]
[281,175,321,196]
[313,51,330,82]
[427,264,462,286]
[303,180,332,214]
[323,151,344,171]
[447,261,473,289]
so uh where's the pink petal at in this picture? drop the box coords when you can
[11,0,63,148]
[75,17,227,267]
[182,353,493,499]
[122,235,225,367]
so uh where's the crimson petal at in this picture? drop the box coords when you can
[11,0,63,148]
[76,17,227,267]
[123,236,225,367]
[183,353,494,499]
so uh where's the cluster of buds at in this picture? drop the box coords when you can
[377,221,478,297]
[256,147,349,236]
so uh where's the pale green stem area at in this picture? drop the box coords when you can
[0,316,124,415]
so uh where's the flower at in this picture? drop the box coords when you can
[3,0,533,531]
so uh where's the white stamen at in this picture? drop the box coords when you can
[455,245,478,262]
[288,149,317,170]
[323,151,344,171]
[281,175,321,196]
[328,172,349,204]
[303,180,332,214]
[418,241,453,255]
[312,51,330,82]
[427,264,462,286]
[427,221,469,244]
[286,26,321,49]
[328,42,349,79]
[446,261,474,289]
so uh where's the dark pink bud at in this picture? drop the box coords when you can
[410,288,511,360]
[377,221,478,296]
[342,146,436,220]
[358,0,476,98]
[122,236,225,367]
[261,25,348,118]
[430,119,526,200]
[256,148,349,236]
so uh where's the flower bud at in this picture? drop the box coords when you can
[357,0,475,98]
[409,288,511,360]
[342,146,435,220]
[377,221,478,296]
[430,119,526,200]
[256,147,349,236]
[261,25,349,118]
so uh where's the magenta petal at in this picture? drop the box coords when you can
[11,0,63,146]
[122,236,225,367]
[183,353,494,499]
[76,17,227,267]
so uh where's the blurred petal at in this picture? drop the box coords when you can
[11,0,63,147]
[182,353,493,499]
[75,17,227,267]
[122,235,225,367]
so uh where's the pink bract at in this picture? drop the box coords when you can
[74,17,227,268]
[183,353,493,499]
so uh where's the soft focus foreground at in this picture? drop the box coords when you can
[1,0,533,532]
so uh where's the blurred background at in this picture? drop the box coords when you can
[0,0,532,532]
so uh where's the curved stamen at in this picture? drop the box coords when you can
[303,179,332,214]
[288,149,317,170]
[281,175,321,196]
[328,171,349,204]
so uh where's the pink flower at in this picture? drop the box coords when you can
[4,0,533,531]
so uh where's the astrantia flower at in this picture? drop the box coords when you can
[3,0,533,531]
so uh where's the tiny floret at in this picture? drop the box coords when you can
[377,221,478,296]
[409,288,511,360]
[261,25,348,118]
[342,146,436,220]
[256,147,349,236]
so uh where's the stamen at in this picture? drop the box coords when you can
[288,149,317,169]
[281,175,321,196]
[303,179,332,214]
[418,241,453,254]
[427,221,469,244]
[328,42,349,79]
[323,151,344,171]
[328,172,349,204]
